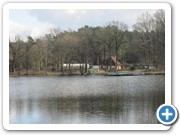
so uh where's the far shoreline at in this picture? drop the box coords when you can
[9,70,165,77]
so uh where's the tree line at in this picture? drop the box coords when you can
[9,10,165,75]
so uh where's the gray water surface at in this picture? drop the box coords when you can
[9,75,165,124]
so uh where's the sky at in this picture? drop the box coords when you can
[9,9,157,41]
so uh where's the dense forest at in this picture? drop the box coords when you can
[9,10,165,75]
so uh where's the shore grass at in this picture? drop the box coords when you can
[9,69,165,76]
[93,69,164,75]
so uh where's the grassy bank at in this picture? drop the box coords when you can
[9,69,165,77]
[9,70,81,76]
[93,69,165,75]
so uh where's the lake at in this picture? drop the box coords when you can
[9,75,165,124]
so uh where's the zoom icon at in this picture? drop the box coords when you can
[156,104,178,125]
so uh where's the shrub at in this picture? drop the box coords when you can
[130,66,136,71]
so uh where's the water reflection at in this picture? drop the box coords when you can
[9,75,165,124]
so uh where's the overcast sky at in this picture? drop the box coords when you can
[9,9,157,41]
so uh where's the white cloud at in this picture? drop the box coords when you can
[30,22,55,38]
[9,20,55,41]
[48,9,157,31]
[9,20,30,41]
[65,9,77,15]
[9,9,158,40]
[65,9,86,15]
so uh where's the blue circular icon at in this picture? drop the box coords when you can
[156,104,178,125]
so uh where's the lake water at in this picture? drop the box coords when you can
[9,75,165,124]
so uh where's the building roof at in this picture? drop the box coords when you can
[111,56,122,66]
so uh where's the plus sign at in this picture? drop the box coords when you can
[162,108,173,120]
[157,104,178,125]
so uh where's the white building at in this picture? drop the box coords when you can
[63,63,89,69]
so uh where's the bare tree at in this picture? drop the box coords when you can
[24,36,35,75]
[9,36,24,75]
[110,21,128,70]
[133,12,154,69]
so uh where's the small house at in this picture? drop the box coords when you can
[110,56,122,70]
